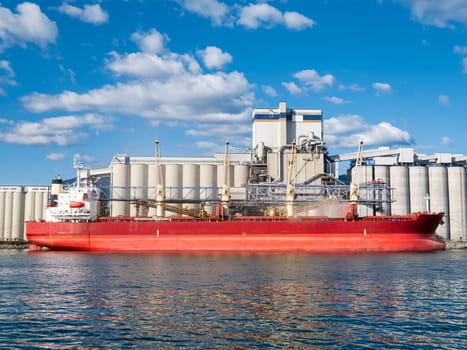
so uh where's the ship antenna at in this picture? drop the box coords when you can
[221,140,231,217]
[286,140,297,217]
[155,138,165,217]
[349,138,364,217]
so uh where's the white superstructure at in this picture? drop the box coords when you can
[45,176,99,222]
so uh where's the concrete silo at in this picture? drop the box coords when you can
[447,167,466,240]
[111,160,130,216]
[409,166,429,213]
[165,164,182,214]
[349,164,374,216]
[373,165,390,215]
[200,164,217,214]
[428,166,450,239]
[182,164,200,211]
[390,166,410,215]
[3,189,14,240]
[11,189,25,240]
[0,191,5,240]
[0,186,24,241]
[234,164,250,187]
[129,163,147,216]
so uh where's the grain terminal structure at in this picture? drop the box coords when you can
[1,102,466,244]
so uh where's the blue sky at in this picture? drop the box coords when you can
[0,0,467,184]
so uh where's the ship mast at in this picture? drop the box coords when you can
[155,139,165,217]
[286,140,297,217]
[349,138,364,218]
[221,140,231,217]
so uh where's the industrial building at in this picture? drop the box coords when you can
[0,102,466,244]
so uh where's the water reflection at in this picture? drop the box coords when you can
[0,251,466,348]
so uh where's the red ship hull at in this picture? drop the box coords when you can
[26,212,445,253]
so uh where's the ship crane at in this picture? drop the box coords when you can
[221,140,231,217]
[286,140,297,217]
[348,138,364,218]
[155,139,165,217]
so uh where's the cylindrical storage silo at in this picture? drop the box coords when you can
[428,166,450,239]
[24,189,35,223]
[373,165,390,215]
[147,163,157,216]
[0,191,5,240]
[183,164,200,211]
[233,164,249,187]
[4,191,13,240]
[12,189,25,240]
[165,164,182,214]
[351,165,373,217]
[111,161,130,216]
[217,164,234,188]
[447,167,467,240]
[217,164,234,214]
[129,163,147,216]
[34,191,44,221]
[42,190,49,215]
[200,164,217,215]
[390,166,410,215]
[409,166,429,213]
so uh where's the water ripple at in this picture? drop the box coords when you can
[0,251,466,349]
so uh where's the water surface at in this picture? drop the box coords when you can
[1,250,466,348]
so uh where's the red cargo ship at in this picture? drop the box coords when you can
[25,141,445,253]
[25,178,445,253]
[26,211,445,253]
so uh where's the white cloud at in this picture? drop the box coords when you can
[197,46,232,69]
[195,140,222,150]
[463,56,467,73]
[438,94,449,106]
[283,11,316,30]
[323,96,350,105]
[105,51,200,79]
[293,69,335,92]
[175,0,230,26]
[175,0,314,30]
[325,115,367,135]
[58,3,108,24]
[324,114,412,149]
[0,114,113,146]
[46,152,65,161]
[399,0,467,28]
[372,82,393,95]
[282,81,303,95]
[441,136,454,145]
[262,85,277,97]
[0,2,57,50]
[131,29,167,54]
[237,3,282,29]
[338,83,364,92]
[186,121,251,138]
[0,60,14,76]
[453,45,467,72]
[453,45,467,55]
[237,3,314,30]
[22,72,253,122]
[58,64,76,84]
[0,60,17,95]
[20,27,255,144]
[187,120,253,148]
[73,153,97,165]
